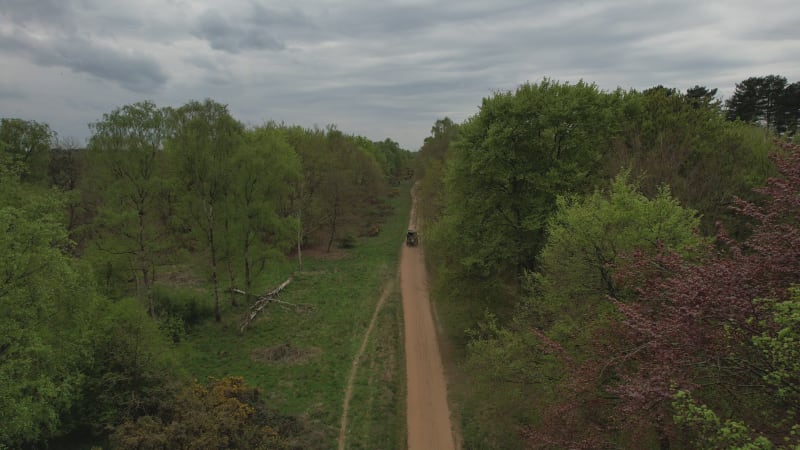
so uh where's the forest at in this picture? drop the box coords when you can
[0,100,411,449]
[3,72,800,449]
[415,75,800,449]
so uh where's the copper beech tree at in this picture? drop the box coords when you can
[532,141,800,448]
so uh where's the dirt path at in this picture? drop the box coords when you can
[337,279,394,450]
[401,190,457,450]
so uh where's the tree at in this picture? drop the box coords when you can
[88,101,172,316]
[725,75,800,134]
[592,140,800,447]
[373,138,411,182]
[685,85,719,109]
[318,128,385,252]
[111,377,292,450]
[168,99,243,322]
[430,80,622,307]
[75,298,180,439]
[280,125,329,256]
[612,86,773,237]
[49,137,86,238]
[539,173,705,303]
[778,81,800,136]
[0,168,97,447]
[224,126,299,300]
[0,117,55,185]
[414,117,459,226]
[464,174,705,448]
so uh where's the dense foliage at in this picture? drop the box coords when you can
[0,103,410,448]
[417,77,796,449]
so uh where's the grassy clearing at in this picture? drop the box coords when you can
[174,182,411,449]
[341,284,406,449]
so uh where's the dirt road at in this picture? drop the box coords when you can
[401,193,457,450]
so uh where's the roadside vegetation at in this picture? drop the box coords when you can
[416,76,800,449]
[0,104,412,449]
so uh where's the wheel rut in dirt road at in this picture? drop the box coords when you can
[401,190,456,450]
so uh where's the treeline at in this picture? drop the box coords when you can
[0,101,411,449]
[416,77,800,448]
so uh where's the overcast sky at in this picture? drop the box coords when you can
[1,0,798,150]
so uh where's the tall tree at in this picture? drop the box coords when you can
[778,81,800,136]
[168,99,243,322]
[465,174,705,448]
[88,101,172,316]
[0,118,54,185]
[726,75,798,133]
[613,86,773,237]
[431,79,621,305]
[685,85,719,109]
[414,117,459,226]
[0,166,97,447]
[577,141,800,448]
[319,128,384,252]
[224,126,299,300]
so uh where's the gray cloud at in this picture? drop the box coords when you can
[0,31,167,93]
[0,84,27,100]
[0,0,75,27]
[193,8,285,53]
[1,0,799,150]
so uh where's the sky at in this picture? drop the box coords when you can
[1,0,798,151]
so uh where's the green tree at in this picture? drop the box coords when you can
[540,173,705,302]
[88,101,172,316]
[414,117,459,226]
[685,85,719,109]
[168,99,243,322]
[613,87,773,237]
[0,117,54,185]
[432,80,621,305]
[726,75,799,133]
[374,138,411,181]
[75,298,180,438]
[0,169,97,447]
[223,126,299,300]
[319,129,385,252]
[280,125,329,259]
[464,175,705,448]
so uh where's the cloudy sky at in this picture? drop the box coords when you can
[1,0,798,150]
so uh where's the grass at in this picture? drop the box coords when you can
[341,285,406,449]
[174,182,411,449]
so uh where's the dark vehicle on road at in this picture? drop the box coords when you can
[406,230,418,246]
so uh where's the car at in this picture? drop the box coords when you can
[406,229,419,246]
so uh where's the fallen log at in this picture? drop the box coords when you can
[236,276,312,332]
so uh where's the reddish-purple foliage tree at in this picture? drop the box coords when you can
[610,140,800,444]
[526,141,800,448]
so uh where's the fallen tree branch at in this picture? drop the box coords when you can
[236,276,313,332]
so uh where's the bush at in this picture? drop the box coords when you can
[152,284,213,327]
[337,234,357,249]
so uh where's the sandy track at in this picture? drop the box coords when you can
[401,191,456,450]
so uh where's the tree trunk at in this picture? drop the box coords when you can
[296,186,303,271]
[138,206,155,318]
[227,256,237,307]
[326,200,338,253]
[244,247,252,300]
[208,206,221,322]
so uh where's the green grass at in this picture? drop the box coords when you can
[174,183,411,449]
[342,285,406,450]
